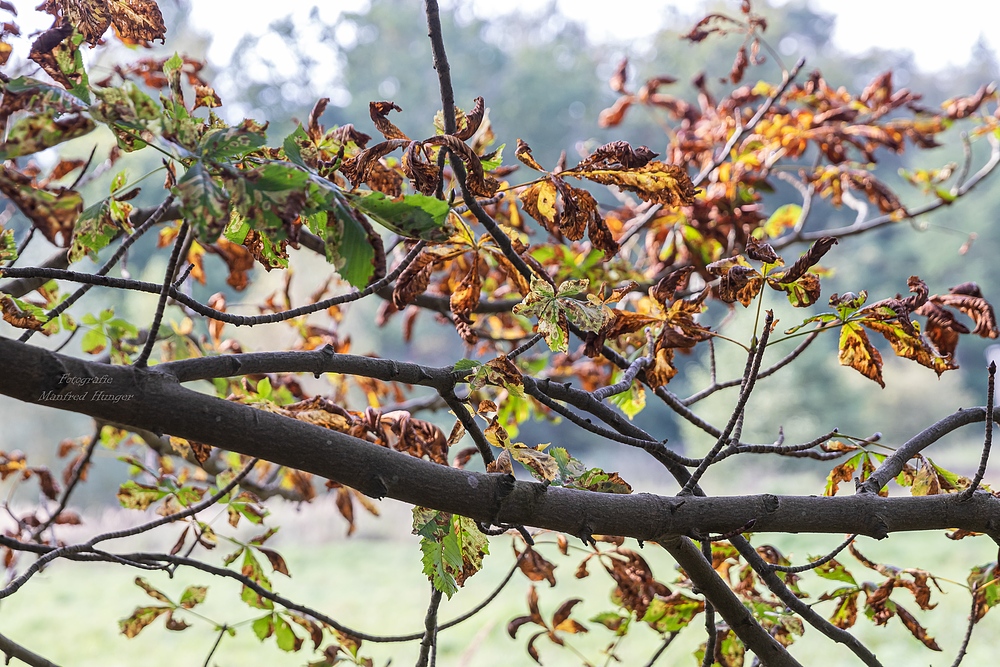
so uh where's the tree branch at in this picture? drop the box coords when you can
[3,338,1000,540]
[658,535,802,667]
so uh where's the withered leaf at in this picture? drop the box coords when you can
[744,236,778,263]
[610,58,628,93]
[515,544,557,586]
[0,166,82,247]
[645,346,678,388]
[401,141,440,196]
[423,134,498,197]
[392,249,438,309]
[369,100,408,140]
[454,96,484,141]
[519,180,557,228]
[574,161,697,207]
[839,322,884,387]
[108,0,166,44]
[450,254,482,319]
[651,266,693,306]
[515,139,545,171]
[575,141,658,171]
[205,236,255,292]
[485,354,523,386]
[774,237,837,284]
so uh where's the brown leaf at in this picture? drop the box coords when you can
[335,486,356,535]
[894,604,941,651]
[369,100,408,140]
[109,0,166,44]
[932,291,999,339]
[423,134,498,197]
[651,267,694,306]
[944,83,996,120]
[392,249,437,309]
[340,139,409,188]
[257,547,290,576]
[1,295,47,332]
[598,95,633,128]
[515,139,545,171]
[454,96,485,141]
[645,346,677,388]
[575,141,658,171]
[730,45,748,84]
[515,545,557,586]
[0,165,83,247]
[775,237,837,284]
[401,141,440,196]
[576,161,697,207]
[609,58,628,93]
[744,236,778,263]
[485,354,523,386]
[450,254,482,319]
[205,236,255,291]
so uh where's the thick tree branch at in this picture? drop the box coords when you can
[659,535,802,667]
[3,338,1000,541]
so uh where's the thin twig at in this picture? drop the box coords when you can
[641,633,677,667]
[202,625,228,667]
[730,537,883,667]
[1,240,428,327]
[683,330,820,405]
[792,133,1000,244]
[31,423,103,540]
[769,534,857,574]
[962,360,996,500]
[949,582,980,667]
[0,458,259,601]
[681,312,773,494]
[508,333,543,359]
[18,195,177,343]
[134,220,189,368]
[416,586,443,667]
[700,539,717,667]
[439,390,494,465]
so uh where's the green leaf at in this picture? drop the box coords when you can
[252,613,274,640]
[641,595,703,633]
[179,586,208,609]
[814,559,858,586]
[199,127,268,160]
[453,359,482,371]
[481,143,505,171]
[119,606,170,638]
[0,228,16,261]
[281,125,311,167]
[116,481,165,510]
[761,204,802,238]
[412,508,489,599]
[69,199,119,263]
[176,161,230,239]
[240,550,274,610]
[273,616,300,652]
[513,277,607,352]
[256,377,272,400]
[608,376,645,419]
[327,201,378,289]
[351,191,453,242]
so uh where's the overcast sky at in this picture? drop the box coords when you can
[188,0,999,73]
